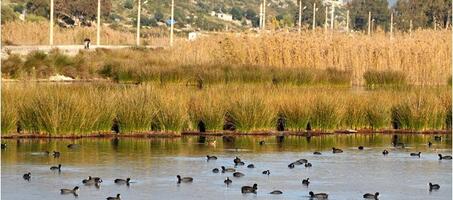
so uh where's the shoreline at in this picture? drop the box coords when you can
[1,129,451,139]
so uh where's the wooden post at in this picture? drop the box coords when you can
[263,0,266,30]
[330,4,334,29]
[49,0,54,46]
[409,20,413,36]
[390,12,393,39]
[298,0,302,32]
[433,16,437,30]
[259,3,263,29]
[312,3,316,31]
[96,0,101,46]
[136,0,141,46]
[346,10,349,33]
[367,11,371,35]
[170,0,174,47]
[324,6,328,32]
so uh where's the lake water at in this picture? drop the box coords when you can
[1,134,452,200]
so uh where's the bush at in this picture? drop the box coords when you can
[1,6,18,24]
[364,70,406,87]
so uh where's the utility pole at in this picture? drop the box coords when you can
[324,6,328,32]
[49,0,54,46]
[312,3,316,31]
[367,11,371,35]
[96,0,101,46]
[346,10,349,33]
[298,0,302,32]
[433,16,437,30]
[263,0,266,30]
[409,20,413,36]
[170,0,175,47]
[330,4,335,29]
[390,11,393,39]
[259,3,263,29]
[136,0,141,46]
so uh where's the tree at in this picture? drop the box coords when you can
[245,9,256,20]
[54,0,112,21]
[347,0,390,31]
[230,7,243,20]
[394,0,452,30]
[26,0,49,18]
[154,10,163,22]
[123,0,133,10]
[293,0,326,28]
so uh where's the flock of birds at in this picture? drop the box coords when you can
[4,134,452,199]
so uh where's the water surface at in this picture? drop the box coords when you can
[1,134,452,200]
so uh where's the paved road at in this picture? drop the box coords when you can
[1,45,165,59]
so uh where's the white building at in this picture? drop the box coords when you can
[216,13,233,22]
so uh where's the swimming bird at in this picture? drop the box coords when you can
[235,161,245,166]
[313,152,322,155]
[295,159,308,165]
[382,150,389,155]
[305,163,312,168]
[221,166,236,173]
[241,183,257,194]
[262,170,270,175]
[288,163,295,169]
[332,147,343,153]
[247,164,255,168]
[438,154,452,160]
[358,146,364,150]
[309,191,328,199]
[429,182,440,191]
[363,192,379,199]
[176,175,193,183]
[224,177,232,185]
[52,151,60,158]
[1,143,6,149]
[106,194,121,200]
[114,178,130,185]
[207,155,217,161]
[83,176,102,185]
[61,186,79,195]
[212,168,220,173]
[233,172,245,177]
[302,178,310,186]
[233,157,242,164]
[67,144,79,149]
[434,136,442,141]
[410,152,421,157]
[23,172,31,181]
[270,190,283,194]
[50,164,61,171]
[259,141,265,145]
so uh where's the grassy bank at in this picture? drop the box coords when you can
[2,29,451,86]
[1,83,451,136]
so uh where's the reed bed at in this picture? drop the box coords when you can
[1,83,450,136]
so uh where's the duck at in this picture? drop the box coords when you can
[52,151,60,158]
[212,168,220,173]
[221,166,236,173]
[429,182,440,190]
[82,176,94,184]
[332,147,343,153]
[410,152,421,157]
[302,178,310,186]
[259,141,265,145]
[60,186,79,195]
[270,190,283,194]
[235,161,245,166]
[207,155,217,161]
[438,154,452,160]
[50,164,62,171]
[434,136,442,141]
[93,177,103,183]
[288,163,295,169]
[233,172,245,177]
[114,178,131,185]
[233,157,242,164]
[23,172,31,181]
[176,175,193,183]
[67,144,79,149]
[363,192,379,199]
[247,164,255,168]
[295,159,308,165]
[382,150,389,155]
[241,183,257,194]
[309,191,328,199]
[305,163,312,168]
[106,194,121,200]
[313,152,322,155]
[262,170,270,175]
[1,143,6,149]
[224,177,232,185]
[358,146,364,150]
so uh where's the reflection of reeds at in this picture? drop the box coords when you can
[1,84,450,135]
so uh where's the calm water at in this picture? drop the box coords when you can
[1,134,452,200]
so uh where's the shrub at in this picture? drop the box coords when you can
[364,70,406,87]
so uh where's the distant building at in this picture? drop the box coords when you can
[216,12,233,22]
